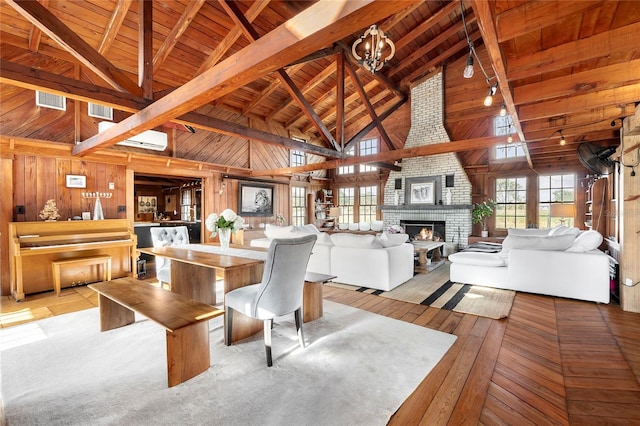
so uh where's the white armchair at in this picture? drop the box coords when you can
[149,226,190,289]
[224,234,317,366]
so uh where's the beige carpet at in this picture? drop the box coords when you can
[328,263,515,319]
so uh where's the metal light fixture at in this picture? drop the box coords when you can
[483,82,498,107]
[351,25,395,73]
[559,130,566,146]
[463,52,474,78]
[500,104,507,116]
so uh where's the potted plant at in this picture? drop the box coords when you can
[471,199,496,237]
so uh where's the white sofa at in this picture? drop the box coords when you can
[251,224,414,291]
[448,227,610,304]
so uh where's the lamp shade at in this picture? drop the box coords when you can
[550,203,575,218]
[329,207,341,218]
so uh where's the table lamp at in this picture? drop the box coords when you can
[549,203,575,226]
[329,207,341,229]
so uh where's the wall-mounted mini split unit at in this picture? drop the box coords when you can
[98,121,168,151]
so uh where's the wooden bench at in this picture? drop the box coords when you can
[51,255,112,296]
[88,277,224,387]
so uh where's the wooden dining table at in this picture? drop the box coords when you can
[139,244,265,344]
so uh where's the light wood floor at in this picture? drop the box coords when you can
[2,270,640,424]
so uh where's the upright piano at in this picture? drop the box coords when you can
[9,219,137,301]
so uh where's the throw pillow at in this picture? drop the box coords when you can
[548,225,568,236]
[559,226,580,237]
[507,228,550,236]
[565,230,603,252]
[377,232,409,248]
[330,233,383,249]
[264,224,294,239]
[292,224,320,234]
[315,232,334,246]
[500,234,576,255]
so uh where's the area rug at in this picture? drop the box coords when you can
[328,263,515,319]
[0,301,456,426]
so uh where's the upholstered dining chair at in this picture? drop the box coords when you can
[149,226,190,290]
[224,234,317,367]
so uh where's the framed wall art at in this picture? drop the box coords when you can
[66,174,86,188]
[239,182,274,216]
[405,176,442,206]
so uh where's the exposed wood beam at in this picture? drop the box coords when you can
[344,58,395,151]
[519,85,640,122]
[72,0,419,156]
[522,104,636,135]
[0,60,341,158]
[243,64,304,115]
[514,60,640,105]
[98,0,133,55]
[253,135,507,176]
[220,0,339,151]
[153,0,205,73]
[343,95,407,153]
[138,0,153,99]
[367,161,401,172]
[506,22,640,82]
[266,62,337,122]
[194,1,270,76]
[177,112,344,159]
[5,0,142,97]
[286,44,341,67]
[471,0,533,169]
[27,0,49,52]
[336,51,345,149]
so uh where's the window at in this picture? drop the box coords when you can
[291,186,306,226]
[180,189,192,221]
[338,187,355,224]
[495,177,527,229]
[290,136,306,167]
[539,174,575,228]
[338,147,355,175]
[290,150,306,167]
[359,186,377,222]
[337,138,379,175]
[359,138,378,173]
[495,143,525,159]
[494,115,515,136]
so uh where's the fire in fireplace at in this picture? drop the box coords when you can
[400,220,446,242]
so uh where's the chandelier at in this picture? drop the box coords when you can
[351,25,395,73]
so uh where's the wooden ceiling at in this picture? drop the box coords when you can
[1,0,639,175]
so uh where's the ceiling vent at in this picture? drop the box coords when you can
[88,103,113,120]
[98,121,168,151]
[35,91,66,111]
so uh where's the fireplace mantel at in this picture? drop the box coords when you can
[379,204,472,211]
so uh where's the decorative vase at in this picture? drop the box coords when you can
[218,228,231,250]
[481,230,489,238]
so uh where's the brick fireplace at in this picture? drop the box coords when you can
[381,72,472,247]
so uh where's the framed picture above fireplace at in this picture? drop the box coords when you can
[405,176,442,206]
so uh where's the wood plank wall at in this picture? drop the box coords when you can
[12,155,127,222]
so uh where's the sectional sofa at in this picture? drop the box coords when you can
[251,224,414,291]
[448,226,610,303]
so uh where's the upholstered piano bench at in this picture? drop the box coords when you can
[51,255,112,296]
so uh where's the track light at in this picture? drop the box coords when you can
[484,82,498,107]
[463,52,474,78]
[499,104,506,116]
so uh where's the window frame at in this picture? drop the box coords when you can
[494,177,528,229]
